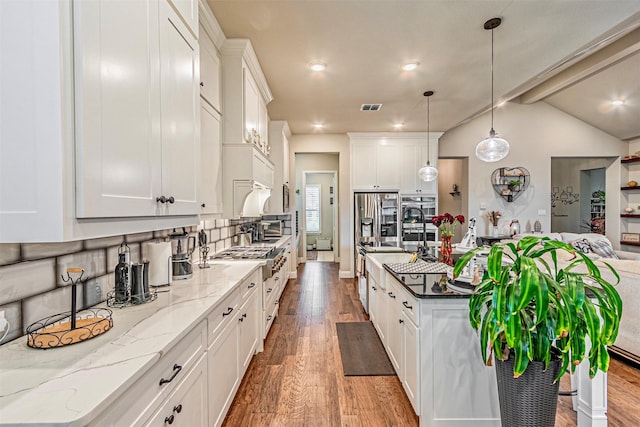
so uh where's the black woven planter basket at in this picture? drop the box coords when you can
[495,354,563,427]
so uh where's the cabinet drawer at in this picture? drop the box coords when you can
[91,321,206,427]
[240,269,261,300]
[395,281,420,325]
[264,301,278,337]
[262,276,277,309]
[143,354,208,427]
[207,287,240,346]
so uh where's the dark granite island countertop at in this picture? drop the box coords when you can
[383,261,473,298]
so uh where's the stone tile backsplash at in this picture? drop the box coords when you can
[0,214,291,346]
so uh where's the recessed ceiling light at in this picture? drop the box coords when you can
[393,123,404,129]
[402,62,420,71]
[312,123,324,129]
[308,62,327,72]
[611,99,625,106]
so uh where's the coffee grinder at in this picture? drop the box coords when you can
[169,228,195,280]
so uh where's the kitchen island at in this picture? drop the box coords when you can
[0,261,263,427]
[366,253,607,427]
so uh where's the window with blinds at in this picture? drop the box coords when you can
[305,184,321,233]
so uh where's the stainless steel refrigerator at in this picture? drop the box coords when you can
[354,192,400,248]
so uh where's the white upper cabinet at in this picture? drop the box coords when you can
[199,23,221,112]
[265,121,291,214]
[76,0,199,218]
[158,0,199,215]
[350,135,403,191]
[221,39,272,148]
[167,0,198,38]
[400,134,441,195]
[0,0,199,242]
[199,100,223,215]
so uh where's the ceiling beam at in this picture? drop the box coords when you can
[519,26,640,104]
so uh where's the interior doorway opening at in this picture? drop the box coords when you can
[301,170,338,263]
[551,157,614,234]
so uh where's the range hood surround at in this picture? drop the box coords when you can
[234,180,271,217]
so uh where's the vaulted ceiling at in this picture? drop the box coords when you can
[207,1,640,141]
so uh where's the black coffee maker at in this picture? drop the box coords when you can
[169,228,195,280]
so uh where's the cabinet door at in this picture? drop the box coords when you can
[159,1,199,215]
[74,0,162,218]
[166,0,198,38]
[369,278,378,326]
[403,312,420,414]
[418,140,438,194]
[144,356,208,427]
[199,100,223,214]
[400,143,422,194]
[238,289,260,375]
[352,143,377,190]
[373,276,387,344]
[386,288,403,376]
[208,321,240,427]
[258,97,269,146]
[199,25,221,111]
[243,69,259,141]
[376,144,402,190]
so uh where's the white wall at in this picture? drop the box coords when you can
[289,134,350,276]
[439,101,627,247]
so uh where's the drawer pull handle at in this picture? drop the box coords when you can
[248,282,256,288]
[388,292,396,299]
[267,288,273,293]
[222,307,234,317]
[239,313,247,322]
[159,364,182,386]
[165,415,175,424]
[371,286,377,291]
[399,319,404,324]
[403,301,413,310]
[267,315,273,321]
[173,404,183,413]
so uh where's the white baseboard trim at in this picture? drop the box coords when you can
[339,270,354,279]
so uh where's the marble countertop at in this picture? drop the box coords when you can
[0,261,262,426]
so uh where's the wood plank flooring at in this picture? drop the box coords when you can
[223,261,640,427]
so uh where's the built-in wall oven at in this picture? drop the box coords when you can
[401,195,437,252]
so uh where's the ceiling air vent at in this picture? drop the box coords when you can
[360,104,383,111]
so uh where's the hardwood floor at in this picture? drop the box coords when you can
[223,261,640,427]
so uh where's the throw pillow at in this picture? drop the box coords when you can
[570,238,593,254]
[589,239,620,259]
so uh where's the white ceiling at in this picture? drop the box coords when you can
[207,1,640,141]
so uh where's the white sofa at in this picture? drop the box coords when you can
[505,232,640,362]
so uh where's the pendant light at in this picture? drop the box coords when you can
[418,90,438,182]
[475,17,509,163]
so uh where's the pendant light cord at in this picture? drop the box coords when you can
[490,26,495,133]
[427,94,431,165]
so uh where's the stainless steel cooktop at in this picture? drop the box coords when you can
[211,246,272,260]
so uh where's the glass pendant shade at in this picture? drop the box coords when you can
[419,162,438,181]
[475,129,509,162]
[419,90,438,182]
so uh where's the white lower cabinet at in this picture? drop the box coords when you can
[208,317,240,427]
[238,285,260,375]
[402,310,420,414]
[386,285,403,374]
[144,355,208,427]
[372,275,387,343]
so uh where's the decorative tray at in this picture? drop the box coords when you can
[26,308,113,349]
[386,260,451,274]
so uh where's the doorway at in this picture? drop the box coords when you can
[551,158,613,234]
[437,158,469,244]
[302,170,338,263]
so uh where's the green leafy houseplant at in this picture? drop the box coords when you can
[454,235,622,380]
